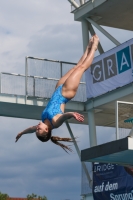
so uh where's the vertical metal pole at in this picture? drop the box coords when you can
[81,19,89,51]
[0,73,1,93]
[65,121,81,158]
[33,77,35,97]
[60,62,62,78]
[82,19,97,145]
[65,121,92,184]
[88,109,97,147]
[25,57,28,104]
[115,101,119,140]
[79,17,95,194]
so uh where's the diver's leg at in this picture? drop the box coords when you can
[55,38,93,89]
[62,35,99,99]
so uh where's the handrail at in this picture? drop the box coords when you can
[26,56,77,65]
[0,72,86,102]
[1,72,85,84]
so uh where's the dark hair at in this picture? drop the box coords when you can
[36,130,51,142]
[36,131,75,153]
[51,136,75,153]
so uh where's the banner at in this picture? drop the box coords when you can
[93,163,133,200]
[85,39,133,98]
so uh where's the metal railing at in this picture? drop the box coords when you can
[0,57,87,102]
[71,0,90,11]
[0,72,25,95]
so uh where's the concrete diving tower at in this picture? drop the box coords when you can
[81,137,133,167]
[73,0,133,31]
[0,92,85,122]
[67,0,133,167]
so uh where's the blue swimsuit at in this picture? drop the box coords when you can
[41,85,70,128]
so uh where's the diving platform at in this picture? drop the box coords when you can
[1,73,133,126]
[0,59,86,123]
[1,81,133,125]
[73,0,133,31]
[81,137,133,166]
[0,93,85,122]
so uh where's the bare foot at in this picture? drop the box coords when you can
[83,37,94,57]
[84,37,93,57]
[88,37,94,50]
[92,34,99,51]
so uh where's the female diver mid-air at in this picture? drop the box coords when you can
[15,34,99,152]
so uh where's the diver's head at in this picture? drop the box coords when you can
[36,122,51,142]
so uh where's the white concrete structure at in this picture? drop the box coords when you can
[67,0,133,199]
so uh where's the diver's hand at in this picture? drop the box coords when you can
[73,112,84,122]
[15,133,22,142]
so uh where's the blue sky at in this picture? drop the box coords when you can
[0,0,133,200]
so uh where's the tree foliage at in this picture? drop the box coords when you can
[0,192,47,200]
[27,193,47,200]
[0,192,9,200]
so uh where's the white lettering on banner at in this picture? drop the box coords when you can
[94,181,118,193]
[90,45,132,84]
[107,59,114,76]
[110,190,133,200]
[94,182,104,193]
[93,65,102,81]
[120,52,130,71]
[94,163,115,173]
[105,182,118,191]
[86,40,133,98]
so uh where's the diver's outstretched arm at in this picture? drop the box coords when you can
[54,112,84,128]
[15,125,37,142]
